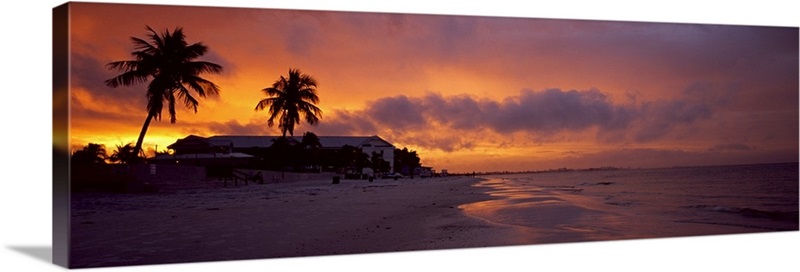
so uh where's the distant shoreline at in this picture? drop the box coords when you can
[464,161,799,176]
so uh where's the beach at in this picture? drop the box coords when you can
[68,164,799,268]
[69,176,520,268]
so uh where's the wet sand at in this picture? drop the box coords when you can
[69,171,795,268]
[69,177,524,268]
[460,177,794,245]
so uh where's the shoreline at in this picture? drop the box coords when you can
[70,167,796,268]
[69,176,520,268]
[462,174,798,244]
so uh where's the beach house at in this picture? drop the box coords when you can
[157,135,396,173]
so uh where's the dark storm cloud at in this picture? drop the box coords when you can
[632,97,713,142]
[312,87,719,151]
[71,52,142,102]
[630,81,739,142]
[350,89,636,136]
[486,88,636,133]
[312,109,379,136]
[419,93,493,130]
[364,95,426,130]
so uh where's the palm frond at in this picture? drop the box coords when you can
[262,87,284,97]
[299,103,322,124]
[105,70,150,87]
[182,76,217,97]
[298,88,320,103]
[146,80,167,120]
[267,107,282,127]
[167,91,177,123]
[185,61,222,74]
[130,36,156,53]
[254,97,277,111]
[105,60,138,71]
[184,43,209,59]
[177,85,200,112]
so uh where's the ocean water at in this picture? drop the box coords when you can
[461,163,798,244]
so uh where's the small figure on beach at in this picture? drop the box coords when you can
[253,171,264,184]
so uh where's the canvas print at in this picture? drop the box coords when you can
[53,1,799,268]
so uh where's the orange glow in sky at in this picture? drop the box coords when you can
[64,2,798,172]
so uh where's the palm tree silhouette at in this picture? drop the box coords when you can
[71,143,108,164]
[254,69,322,137]
[109,143,145,164]
[301,131,322,149]
[105,26,222,159]
[301,131,323,172]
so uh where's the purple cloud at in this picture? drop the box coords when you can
[364,95,426,130]
[314,109,379,136]
[303,87,720,151]
[487,88,636,133]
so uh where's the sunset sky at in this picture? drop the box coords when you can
[65,2,798,172]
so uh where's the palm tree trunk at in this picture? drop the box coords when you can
[133,113,155,161]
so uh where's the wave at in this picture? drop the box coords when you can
[685,204,799,222]
[578,181,615,186]
[672,220,794,231]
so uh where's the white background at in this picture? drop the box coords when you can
[1,0,798,271]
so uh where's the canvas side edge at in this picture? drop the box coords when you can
[52,2,71,268]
